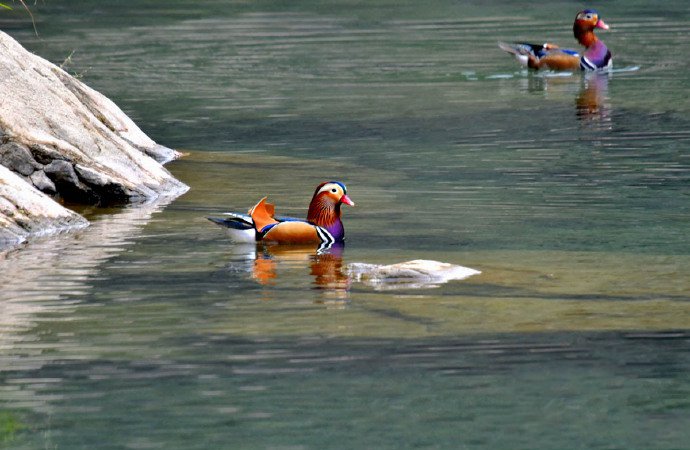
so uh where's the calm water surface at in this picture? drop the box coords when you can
[1,1,689,448]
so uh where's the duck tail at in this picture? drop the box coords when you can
[248,197,279,232]
[499,42,542,67]
[498,41,522,56]
[207,214,254,230]
[498,42,543,56]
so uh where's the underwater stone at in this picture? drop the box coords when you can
[348,259,481,290]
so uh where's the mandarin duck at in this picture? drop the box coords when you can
[208,181,354,246]
[499,9,612,71]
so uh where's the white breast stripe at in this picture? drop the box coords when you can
[316,226,334,245]
[316,241,334,254]
[580,56,597,71]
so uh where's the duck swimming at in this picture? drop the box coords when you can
[499,9,612,71]
[208,181,354,245]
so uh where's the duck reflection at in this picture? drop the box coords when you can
[229,242,350,297]
[310,244,349,292]
[522,71,612,128]
[575,72,612,127]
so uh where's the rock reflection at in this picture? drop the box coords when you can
[0,199,174,352]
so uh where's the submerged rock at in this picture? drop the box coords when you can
[348,259,481,290]
[0,30,189,246]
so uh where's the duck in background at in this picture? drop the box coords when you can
[499,9,612,71]
[208,181,354,247]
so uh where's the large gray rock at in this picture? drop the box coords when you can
[0,30,189,246]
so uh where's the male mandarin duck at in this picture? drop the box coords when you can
[208,181,354,245]
[499,9,612,71]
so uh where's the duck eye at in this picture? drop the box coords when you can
[331,188,337,193]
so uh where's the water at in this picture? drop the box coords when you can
[1,0,690,448]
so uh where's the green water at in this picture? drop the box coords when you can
[1,1,689,448]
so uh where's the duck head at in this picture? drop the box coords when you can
[307,181,354,237]
[574,9,609,47]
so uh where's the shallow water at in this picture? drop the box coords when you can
[1,1,690,448]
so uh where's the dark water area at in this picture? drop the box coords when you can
[1,0,689,448]
[4,331,690,449]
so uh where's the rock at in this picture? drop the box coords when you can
[28,143,67,165]
[0,141,41,176]
[0,165,88,246]
[29,170,56,193]
[0,30,188,205]
[140,144,182,165]
[43,159,101,203]
[51,67,182,165]
[0,30,189,246]
[44,159,80,186]
[348,259,481,290]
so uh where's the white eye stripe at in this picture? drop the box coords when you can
[318,183,342,195]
